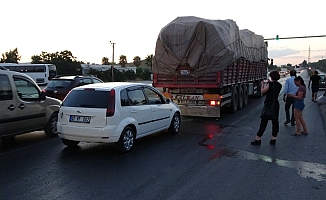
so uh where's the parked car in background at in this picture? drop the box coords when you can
[0,69,61,138]
[43,75,103,100]
[319,74,325,89]
[57,82,181,152]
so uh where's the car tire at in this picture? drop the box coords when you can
[44,112,58,137]
[117,127,135,153]
[61,138,80,147]
[168,113,181,134]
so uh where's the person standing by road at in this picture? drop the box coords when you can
[288,76,308,136]
[308,71,321,102]
[283,70,297,126]
[251,71,282,145]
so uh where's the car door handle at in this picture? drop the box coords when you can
[18,104,26,109]
[7,104,16,111]
[152,108,157,112]
[131,110,137,113]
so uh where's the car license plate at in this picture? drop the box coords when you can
[69,115,91,123]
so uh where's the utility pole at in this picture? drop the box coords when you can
[308,46,311,65]
[110,41,116,82]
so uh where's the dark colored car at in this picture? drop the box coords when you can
[319,74,325,89]
[43,75,103,100]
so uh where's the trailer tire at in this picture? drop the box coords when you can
[238,85,243,110]
[242,85,248,107]
[230,85,238,113]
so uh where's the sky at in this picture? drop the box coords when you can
[1,0,326,66]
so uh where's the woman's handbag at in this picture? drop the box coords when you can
[260,101,276,120]
[260,82,276,120]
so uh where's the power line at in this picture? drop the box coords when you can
[265,35,326,40]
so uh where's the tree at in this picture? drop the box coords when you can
[141,69,151,80]
[31,50,82,75]
[136,66,143,76]
[1,48,21,63]
[124,70,136,80]
[102,57,109,65]
[145,54,153,70]
[302,60,308,68]
[119,55,127,67]
[133,56,141,67]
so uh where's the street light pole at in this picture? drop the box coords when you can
[110,41,116,82]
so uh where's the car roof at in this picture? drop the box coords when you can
[73,82,149,91]
[53,75,99,80]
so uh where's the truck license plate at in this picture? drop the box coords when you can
[172,94,204,100]
[69,115,91,123]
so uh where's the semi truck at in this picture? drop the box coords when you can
[152,16,268,117]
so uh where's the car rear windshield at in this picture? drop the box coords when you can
[62,90,110,108]
[47,79,73,88]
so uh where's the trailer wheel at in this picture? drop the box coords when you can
[238,85,243,110]
[230,86,238,113]
[242,85,248,107]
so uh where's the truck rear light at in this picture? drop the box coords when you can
[209,100,216,106]
[106,89,115,117]
[209,100,220,106]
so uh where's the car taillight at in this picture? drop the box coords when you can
[107,89,115,117]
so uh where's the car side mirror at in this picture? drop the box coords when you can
[166,98,171,103]
[40,91,46,100]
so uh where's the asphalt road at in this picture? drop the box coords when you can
[1,70,326,200]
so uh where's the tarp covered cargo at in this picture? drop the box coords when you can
[153,16,268,76]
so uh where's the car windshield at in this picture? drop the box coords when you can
[62,90,110,108]
[320,75,325,80]
[47,79,73,88]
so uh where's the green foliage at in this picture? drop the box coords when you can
[141,69,151,80]
[145,54,153,69]
[124,70,136,81]
[102,57,109,65]
[31,50,82,75]
[1,48,21,63]
[136,66,143,75]
[119,55,127,67]
[133,56,141,67]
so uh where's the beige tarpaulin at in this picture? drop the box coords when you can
[153,16,267,76]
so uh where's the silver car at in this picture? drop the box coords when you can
[0,69,61,138]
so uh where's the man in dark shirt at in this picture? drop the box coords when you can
[308,71,321,102]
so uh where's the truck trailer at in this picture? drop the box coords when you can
[152,16,268,117]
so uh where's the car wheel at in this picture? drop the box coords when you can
[44,113,58,137]
[117,127,135,153]
[61,138,80,147]
[169,113,181,134]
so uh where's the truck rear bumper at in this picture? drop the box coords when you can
[179,105,220,118]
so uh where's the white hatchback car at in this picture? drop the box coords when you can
[57,82,181,152]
